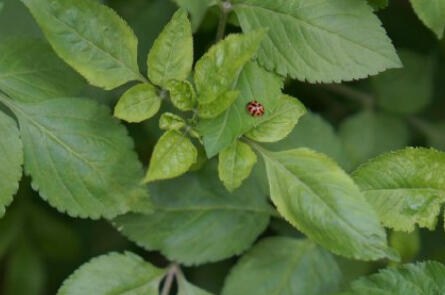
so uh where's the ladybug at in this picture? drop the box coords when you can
[246,100,265,117]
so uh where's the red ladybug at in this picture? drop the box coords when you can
[246,100,265,117]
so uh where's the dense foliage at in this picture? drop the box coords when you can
[1,0,445,294]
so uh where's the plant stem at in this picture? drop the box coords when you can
[216,1,232,42]
[160,264,179,295]
[322,84,374,109]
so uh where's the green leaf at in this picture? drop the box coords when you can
[159,112,186,131]
[245,95,306,143]
[178,275,213,295]
[352,147,445,232]
[0,2,3,13]
[198,61,284,157]
[367,0,389,10]
[389,229,420,263]
[372,50,434,114]
[263,112,351,171]
[222,237,341,295]
[0,95,150,219]
[232,0,401,83]
[343,261,445,294]
[21,0,142,90]
[410,0,445,39]
[57,252,166,295]
[113,162,272,265]
[166,79,196,111]
[147,9,193,88]
[4,239,45,295]
[198,90,240,119]
[173,0,217,31]
[144,130,197,182]
[114,83,161,123]
[0,39,84,102]
[339,111,410,168]
[0,110,23,217]
[218,140,257,192]
[194,30,265,104]
[256,146,395,260]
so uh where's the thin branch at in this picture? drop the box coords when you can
[160,264,179,295]
[216,1,232,42]
[322,83,374,109]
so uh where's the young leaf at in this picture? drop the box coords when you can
[114,162,272,265]
[232,0,401,83]
[173,0,217,31]
[194,30,265,104]
[263,112,351,171]
[339,111,410,168]
[0,39,84,102]
[166,79,196,111]
[245,95,306,143]
[147,9,193,88]
[372,50,434,114]
[56,252,166,295]
[0,110,23,217]
[342,261,445,294]
[410,0,445,39]
[218,140,257,192]
[222,237,341,295]
[198,62,284,157]
[114,83,161,123]
[159,112,186,131]
[21,0,142,90]
[144,130,197,182]
[352,147,445,232]
[198,90,240,119]
[256,146,395,260]
[177,275,213,295]
[0,95,150,219]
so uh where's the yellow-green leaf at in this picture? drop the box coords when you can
[198,90,240,119]
[144,130,197,182]
[147,9,193,88]
[218,141,257,192]
[194,30,265,104]
[159,112,186,131]
[166,79,196,111]
[352,147,445,232]
[245,95,306,143]
[114,83,161,123]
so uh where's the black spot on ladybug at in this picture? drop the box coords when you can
[246,100,265,117]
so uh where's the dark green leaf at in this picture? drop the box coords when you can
[232,0,401,83]
[57,252,165,295]
[114,162,272,265]
[21,0,142,89]
[0,110,22,216]
[222,237,341,295]
[0,94,150,219]
[0,39,84,102]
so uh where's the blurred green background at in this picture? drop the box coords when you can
[0,0,445,294]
